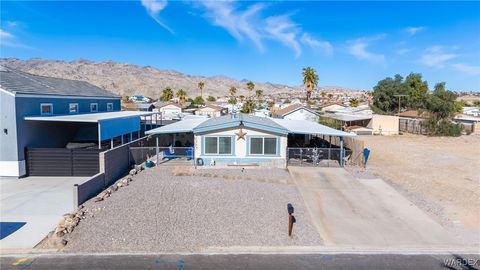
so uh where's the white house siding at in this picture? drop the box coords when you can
[194,127,287,168]
[283,109,319,122]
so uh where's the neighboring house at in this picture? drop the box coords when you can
[321,103,347,113]
[0,66,153,177]
[254,108,271,118]
[273,104,320,122]
[462,107,480,117]
[153,102,184,119]
[195,104,225,118]
[129,95,151,103]
[146,114,355,168]
[366,115,399,135]
[122,102,155,111]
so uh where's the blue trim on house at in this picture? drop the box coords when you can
[193,121,288,135]
[197,156,284,165]
[201,135,235,156]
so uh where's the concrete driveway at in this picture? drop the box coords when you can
[0,176,87,250]
[289,167,458,249]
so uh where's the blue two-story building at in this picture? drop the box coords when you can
[0,66,154,177]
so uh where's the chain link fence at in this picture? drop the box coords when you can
[287,147,352,167]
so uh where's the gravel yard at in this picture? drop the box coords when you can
[63,167,322,252]
[354,134,480,244]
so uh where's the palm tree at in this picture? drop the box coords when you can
[302,67,319,103]
[255,89,263,100]
[198,81,205,98]
[240,98,255,114]
[327,93,333,100]
[246,81,255,97]
[239,95,245,103]
[229,86,237,97]
[321,91,326,99]
[176,89,187,106]
[349,98,359,107]
[160,87,174,102]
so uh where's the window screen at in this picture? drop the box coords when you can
[250,138,263,155]
[205,137,218,154]
[218,137,232,154]
[264,138,277,155]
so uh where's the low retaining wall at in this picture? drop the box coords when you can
[73,173,105,207]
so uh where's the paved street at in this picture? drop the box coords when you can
[1,253,479,270]
[289,167,459,248]
[0,176,87,249]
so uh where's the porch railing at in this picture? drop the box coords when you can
[129,146,195,166]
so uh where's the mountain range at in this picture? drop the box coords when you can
[0,58,361,99]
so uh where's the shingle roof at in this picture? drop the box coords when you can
[0,65,118,98]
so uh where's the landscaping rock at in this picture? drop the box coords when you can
[129,169,137,176]
[94,196,104,202]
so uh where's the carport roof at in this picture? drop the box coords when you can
[321,113,373,122]
[145,117,207,134]
[272,118,356,137]
[24,111,156,123]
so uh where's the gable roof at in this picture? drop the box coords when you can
[273,104,319,117]
[153,102,184,109]
[199,104,224,111]
[0,65,118,98]
[194,113,289,135]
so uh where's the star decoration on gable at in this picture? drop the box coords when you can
[235,128,247,141]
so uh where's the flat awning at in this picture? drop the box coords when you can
[273,119,356,137]
[24,111,156,123]
[320,113,372,122]
[146,118,207,135]
[25,111,157,141]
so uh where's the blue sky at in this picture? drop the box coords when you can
[1,1,479,91]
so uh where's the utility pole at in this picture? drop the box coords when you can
[393,95,408,114]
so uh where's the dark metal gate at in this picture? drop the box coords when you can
[26,148,100,176]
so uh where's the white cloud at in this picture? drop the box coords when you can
[264,15,301,58]
[452,63,480,75]
[300,33,333,56]
[197,1,333,58]
[420,46,458,67]
[347,35,385,63]
[0,29,15,39]
[140,0,173,34]
[404,26,425,35]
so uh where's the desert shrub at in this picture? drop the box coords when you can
[423,117,462,137]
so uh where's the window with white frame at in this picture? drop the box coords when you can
[204,136,232,155]
[69,103,79,113]
[40,103,53,115]
[90,103,98,112]
[107,103,113,111]
[249,137,277,155]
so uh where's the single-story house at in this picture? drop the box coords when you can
[153,102,185,119]
[320,103,347,113]
[195,104,226,118]
[0,66,155,177]
[122,102,155,111]
[273,104,320,122]
[146,113,355,168]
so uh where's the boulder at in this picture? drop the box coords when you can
[94,196,104,202]
[129,169,137,176]
[112,185,119,191]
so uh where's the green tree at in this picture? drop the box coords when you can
[206,96,216,102]
[193,96,205,105]
[473,100,480,107]
[302,67,319,102]
[175,89,187,106]
[454,99,468,113]
[228,96,237,105]
[239,95,245,102]
[160,87,174,102]
[229,86,237,97]
[349,98,359,107]
[327,93,333,100]
[255,89,263,102]
[405,73,429,109]
[425,82,456,119]
[246,81,255,97]
[198,81,205,98]
[372,74,408,114]
[240,98,255,114]
[321,91,326,99]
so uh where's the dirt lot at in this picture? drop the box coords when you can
[61,167,322,252]
[358,134,480,233]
